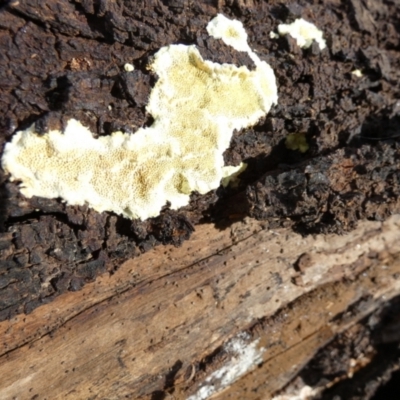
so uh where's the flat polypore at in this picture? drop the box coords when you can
[1,14,278,221]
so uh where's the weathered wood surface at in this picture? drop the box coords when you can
[1,215,400,399]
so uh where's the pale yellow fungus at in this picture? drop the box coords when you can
[124,63,135,72]
[351,69,363,77]
[206,14,250,53]
[221,162,247,188]
[285,132,309,153]
[2,14,278,220]
[277,18,326,50]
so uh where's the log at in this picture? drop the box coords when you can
[1,216,400,398]
[1,0,400,399]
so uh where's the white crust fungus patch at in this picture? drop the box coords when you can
[269,31,280,39]
[272,385,321,400]
[221,162,247,188]
[277,18,326,50]
[1,14,278,221]
[352,69,363,77]
[123,63,134,72]
[206,13,250,53]
[187,334,264,400]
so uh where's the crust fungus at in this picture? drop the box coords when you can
[1,14,278,221]
[277,18,326,50]
[285,132,309,153]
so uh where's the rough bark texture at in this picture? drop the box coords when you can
[1,0,400,398]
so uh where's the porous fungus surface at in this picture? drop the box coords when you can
[277,18,326,50]
[1,14,277,221]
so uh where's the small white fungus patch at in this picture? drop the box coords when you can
[277,18,326,50]
[221,162,247,188]
[123,63,134,72]
[187,334,264,400]
[2,14,278,221]
[352,69,363,77]
[207,14,250,53]
[269,31,280,39]
[272,385,321,400]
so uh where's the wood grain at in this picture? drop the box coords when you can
[1,216,400,399]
